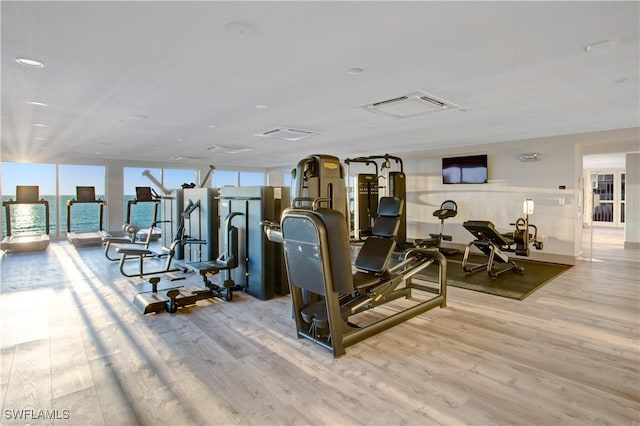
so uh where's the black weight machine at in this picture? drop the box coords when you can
[263,154,447,357]
[1,185,50,252]
[344,154,407,246]
[462,198,544,278]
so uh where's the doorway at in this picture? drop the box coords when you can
[585,170,626,227]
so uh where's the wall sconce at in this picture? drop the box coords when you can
[519,152,541,162]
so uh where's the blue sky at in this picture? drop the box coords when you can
[1,162,268,197]
[2,163,198,196]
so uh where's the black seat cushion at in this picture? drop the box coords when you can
[377,196,403,217]
[354,236,396,274]
[371,216,399,238]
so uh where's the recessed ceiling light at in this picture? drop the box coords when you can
[348,67,364,74]
[255,104,268,109]
[208,124,216,128]
[95,151,104,155]
[32,123,47,127]
[16,58,45,68]
[27,101,48,107]
[34,137,47,141]
[176,138,184,142]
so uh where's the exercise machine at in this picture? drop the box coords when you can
[133,211,242,313]
[66,186,109,246]
[344,157,379,240]
[102,186,163,261]
[264,152,447,356]
[184,212,243,302]
[415,200,459,256]
[345,154,407,245]
[462,199,543,278]
[292,154,348,221]
[181,186,219,264]
[279,196,447,357]
[1,185,50,252]
[218,186,290,299]
[140,165,215,262]
[128,186,161,242]
[102,220,168,262]
[115,197,203,278]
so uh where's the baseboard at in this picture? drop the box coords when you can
[624,241,640,249]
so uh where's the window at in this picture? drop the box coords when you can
[164,168,198,190]
[2,162,56,236]
[60,165,106,233]
[283,171,294,188]
[212,171,238,188]
[240,172,265,186]
[124,167,161,228]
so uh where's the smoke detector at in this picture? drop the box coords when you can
[360,91,458,118]
[256,127,319,141]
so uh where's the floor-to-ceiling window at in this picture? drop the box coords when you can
[124,167,161,229]
[1,162,56,237]
[59,164,106,236]
[211,170,238,188]
[239,172,265,186]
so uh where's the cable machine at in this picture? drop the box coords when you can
[344,154,407,245]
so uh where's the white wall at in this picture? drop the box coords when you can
[404,138,579,264]
[625,153,640,247]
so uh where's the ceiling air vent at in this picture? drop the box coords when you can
[360,91,458,119]
[169,156,200,161]
[256,127,318,141]
[207,145,252,154]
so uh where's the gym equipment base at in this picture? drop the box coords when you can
[133,276,234,314]
[1,233,50,252]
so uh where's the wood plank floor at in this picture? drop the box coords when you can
[1,227,638,425]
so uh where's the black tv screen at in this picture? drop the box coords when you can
[442,154,488,184]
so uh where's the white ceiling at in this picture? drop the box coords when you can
[2,1,639,169]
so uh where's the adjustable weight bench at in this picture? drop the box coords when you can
[461,220,525,278]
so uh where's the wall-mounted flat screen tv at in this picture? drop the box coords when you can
[442,154,488,184]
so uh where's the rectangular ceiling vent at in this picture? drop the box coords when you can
[169,155,200,161]
[255,127,318,141]
[360,91,458,119]
[207,145,252,154]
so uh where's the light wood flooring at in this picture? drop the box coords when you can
[1,227,638,425]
